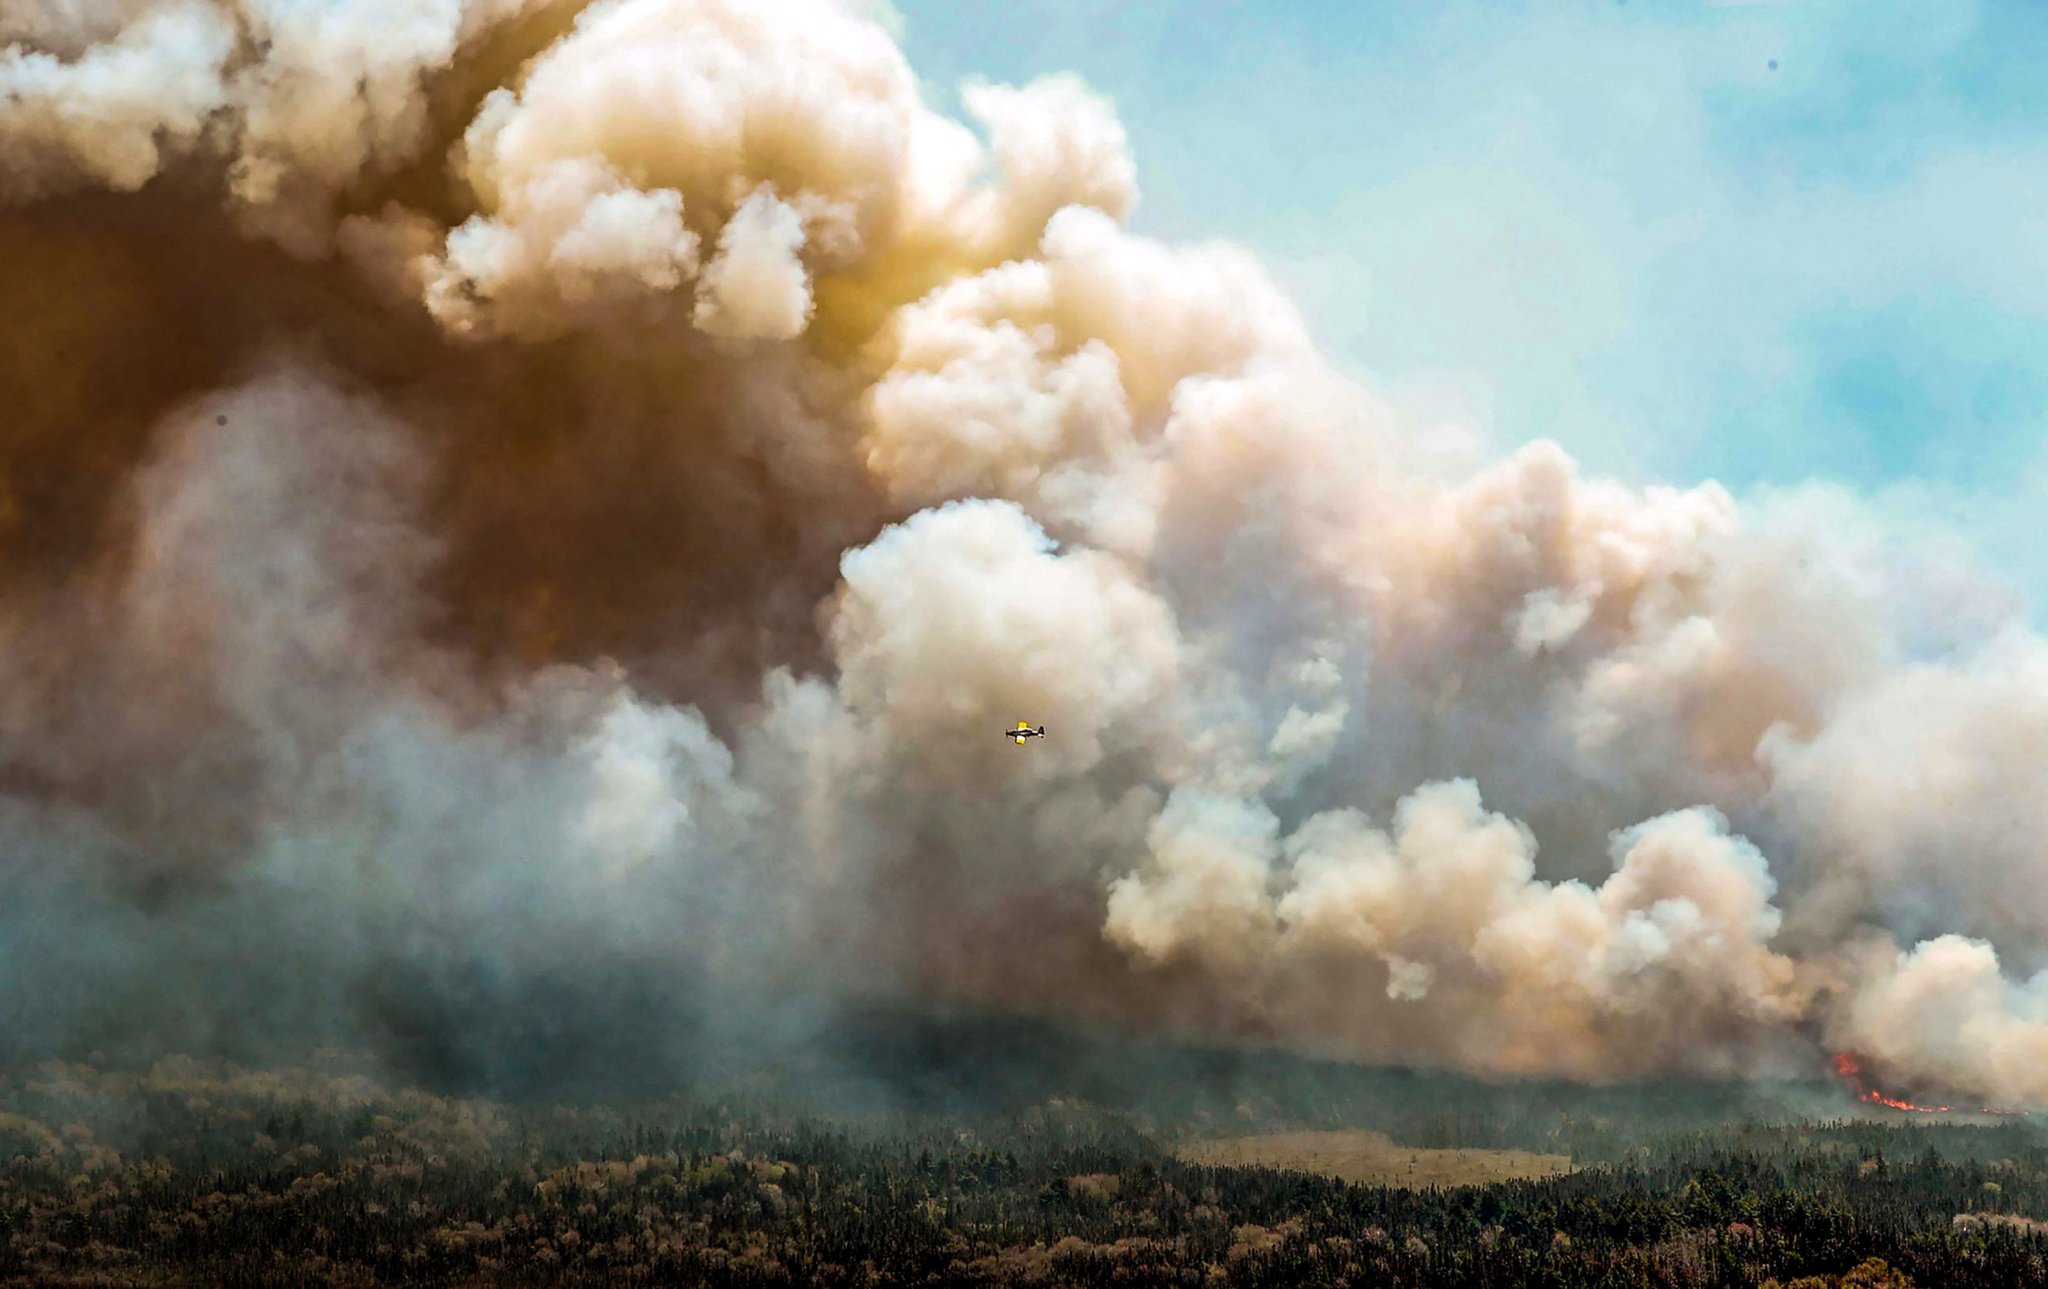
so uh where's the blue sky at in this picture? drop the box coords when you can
[889,0,2048,598]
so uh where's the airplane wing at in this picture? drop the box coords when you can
[1016,721,1029,730]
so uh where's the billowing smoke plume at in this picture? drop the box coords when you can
[3,0,2046,1107]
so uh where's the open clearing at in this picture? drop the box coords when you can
[1175,1130,1574,1188]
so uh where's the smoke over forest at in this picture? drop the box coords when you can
[3,0,2046,1111]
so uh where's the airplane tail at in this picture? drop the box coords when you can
[1037,725,1046,736]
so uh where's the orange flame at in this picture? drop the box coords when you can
[1830,1052,2027,1117]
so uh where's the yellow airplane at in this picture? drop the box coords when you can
[1004,721,1047,745]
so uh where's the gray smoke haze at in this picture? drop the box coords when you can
[3,0,2046,1107]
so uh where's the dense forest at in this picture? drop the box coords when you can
[4,1039,2048,1287]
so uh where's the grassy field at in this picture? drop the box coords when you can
[1175,1128,1575,1187]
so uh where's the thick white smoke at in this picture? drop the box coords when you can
[1,0,2043,1105]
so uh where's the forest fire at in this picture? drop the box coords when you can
[1830,1053,2028,1117]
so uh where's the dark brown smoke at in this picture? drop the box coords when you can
[3,0,2048,1109]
